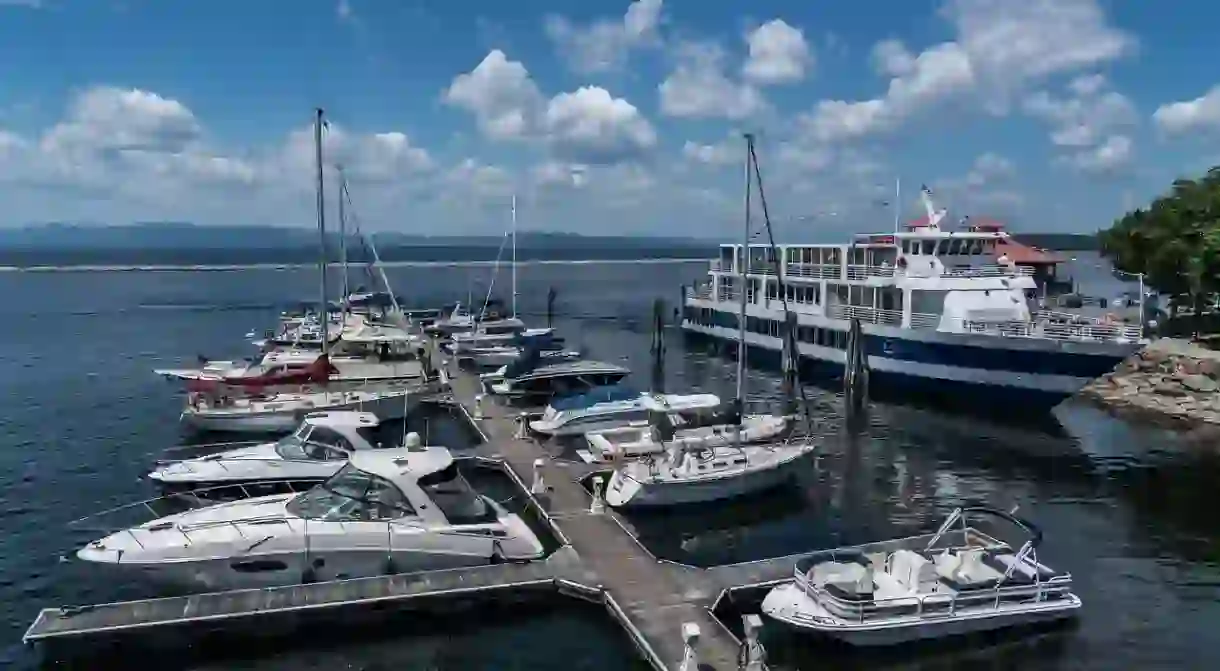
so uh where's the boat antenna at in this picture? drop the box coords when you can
[314,108,329,361]
[746,133,812,433]
[893,177,901,235]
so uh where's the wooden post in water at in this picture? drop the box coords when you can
[843,317,870,417]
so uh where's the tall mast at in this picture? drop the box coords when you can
[314,108,328,358]
[511,194,518,319]
[736,134,752,404]
[337,163,349,315]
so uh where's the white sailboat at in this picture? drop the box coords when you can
[177,110,431,434]
[601,134,816,509]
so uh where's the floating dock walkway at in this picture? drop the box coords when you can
[24,337,810,670]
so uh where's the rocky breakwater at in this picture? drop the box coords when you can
[1081,339,1220,427]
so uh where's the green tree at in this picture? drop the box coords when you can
[1100,167,1220,337]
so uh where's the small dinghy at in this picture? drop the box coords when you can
[760,506,1080,646]
[149,411,421,498]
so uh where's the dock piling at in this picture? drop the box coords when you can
[590,476,606,514]
[531,458,547,495]
[516,412,529,439]
[678,622,701,671]
[739,614,765,670]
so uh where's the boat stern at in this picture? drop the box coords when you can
[603,470,642,508]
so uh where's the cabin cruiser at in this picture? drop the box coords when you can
[181,384,423,435]
[76,448,545,591]
[465,330,576,368]
[485,358,630,402]
[150,412,410,496]
[759,506,1080,646]
[584,403,791,462]
[600,411,813,508]
[529,386,722,437]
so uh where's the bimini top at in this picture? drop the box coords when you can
[549,385,640,411]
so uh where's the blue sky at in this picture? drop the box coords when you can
[1,0,1219,239]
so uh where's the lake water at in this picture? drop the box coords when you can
[1,260,1217,670]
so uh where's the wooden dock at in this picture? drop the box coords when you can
[24,338,808,670]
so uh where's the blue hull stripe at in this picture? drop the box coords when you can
[864,334,1125,379]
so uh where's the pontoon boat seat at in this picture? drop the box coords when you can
[796,549,874,602]
[981,549,1066,585]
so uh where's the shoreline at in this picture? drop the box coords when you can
[1079,338,1220,431]
[0,258,707,273]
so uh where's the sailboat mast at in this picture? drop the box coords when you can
[735,134,752,404]
[511,194,518,319]
[337,164,349,315]
[314,108,329,359]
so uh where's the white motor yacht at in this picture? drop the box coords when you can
[759,506,1080,646]
[76,448,545,591]
[181,385,424,435]
[149,412,408,496]
[470,345,581,369]
[529,386,722,437]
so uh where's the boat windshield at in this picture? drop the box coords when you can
[417,463,498,524]
[285,463,414,521]
[273,424,312,460]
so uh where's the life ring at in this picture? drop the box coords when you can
[896,256,908,268]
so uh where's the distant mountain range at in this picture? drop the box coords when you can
[0,222,1099,267]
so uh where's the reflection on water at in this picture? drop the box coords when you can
[1,263,1218,670]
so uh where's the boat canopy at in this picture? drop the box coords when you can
[549,385,640,411]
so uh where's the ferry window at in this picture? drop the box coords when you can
[786,248,797,263]
[833,329,847,349]
[968,239,983,255]
[922,240,936,255]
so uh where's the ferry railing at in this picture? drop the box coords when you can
[709,261,732,273]
[691,285,713,299]
[826,304,905,327]
[785,263,841,279]
[826,304,1142,343]
[846,264,896,280]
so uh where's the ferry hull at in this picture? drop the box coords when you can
[681,320,1137,412]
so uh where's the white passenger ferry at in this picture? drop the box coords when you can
[680,195,1145,411]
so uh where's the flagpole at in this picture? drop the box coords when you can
[893,177,900,234]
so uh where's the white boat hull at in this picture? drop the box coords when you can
[603,446,810,508]
[100,546,508,592]
[761,583,1081,646]
[181,393,419,435]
